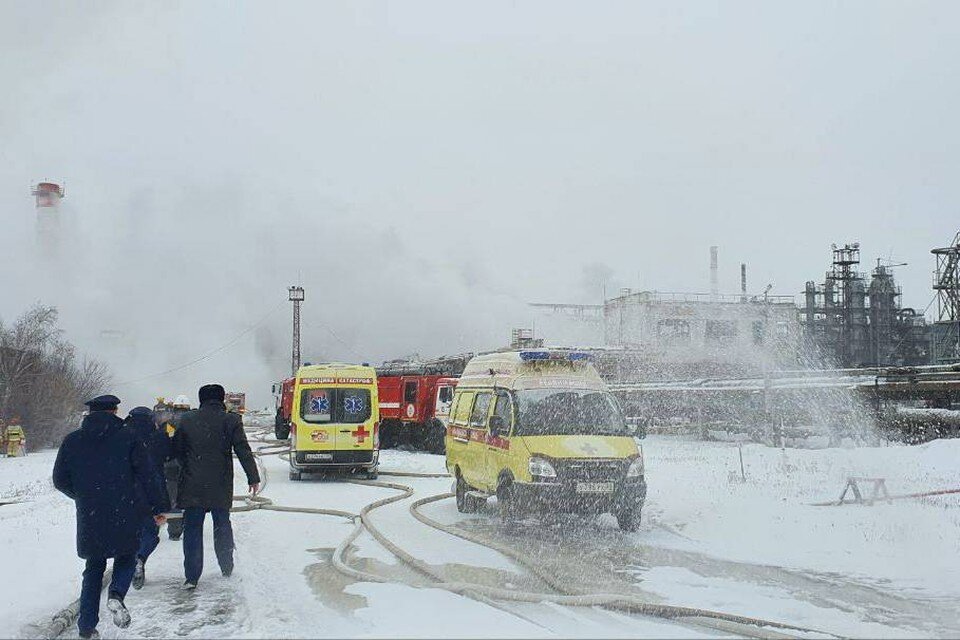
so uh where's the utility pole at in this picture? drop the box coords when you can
[288,286,305,375]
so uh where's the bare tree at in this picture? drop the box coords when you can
[0,305,112,448]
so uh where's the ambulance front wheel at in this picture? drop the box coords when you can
[616,506,642,532]
[455,471,479,513]
[496,474,522,519]
[289,469,302,481]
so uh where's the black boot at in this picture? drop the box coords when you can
[132,557,145,590]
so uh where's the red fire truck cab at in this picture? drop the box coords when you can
[376,374,457,453]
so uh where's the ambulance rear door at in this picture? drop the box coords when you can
[335,386,375,451]
[298,387,337,451]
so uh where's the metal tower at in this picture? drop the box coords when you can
[932,231,960,364]
[826,243,868,367]
[288,286,305,375]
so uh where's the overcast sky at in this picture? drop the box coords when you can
[1,1,957,407]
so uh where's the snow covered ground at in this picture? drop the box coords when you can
[2,433,959,638]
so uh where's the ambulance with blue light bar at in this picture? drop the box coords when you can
[445,349,646,531]
[288,363,380,481]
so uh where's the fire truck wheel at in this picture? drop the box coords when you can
[289,470,302,481]
[404,425,427,451]
[378,421,398,449]
[455,471,478,513]
[424,420,446,455]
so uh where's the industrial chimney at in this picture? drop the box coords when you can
[710,246,719,300]
[32,181,64,208]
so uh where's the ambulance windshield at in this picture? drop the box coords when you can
[513,389,627,436]
[301,388,371,424]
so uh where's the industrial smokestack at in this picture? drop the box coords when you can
[710,246,719,300]
[740,263,747,302]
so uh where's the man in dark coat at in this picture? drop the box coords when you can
[53,395,167,639]
[172,384,260,589]
[124,406,171,590]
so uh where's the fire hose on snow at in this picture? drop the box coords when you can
[255,432,835,638]
[31,429,837,639]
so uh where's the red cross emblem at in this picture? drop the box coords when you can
[352,425,369,443]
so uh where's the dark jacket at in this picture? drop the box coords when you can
[125,413,172,514]
[172,400,260,510]
[52,411,166,559]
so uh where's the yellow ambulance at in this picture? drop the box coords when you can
[288,363,380,481]
[445,350,646,530]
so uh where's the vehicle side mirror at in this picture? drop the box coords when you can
[628,420,646,439]
[489,415,506,437]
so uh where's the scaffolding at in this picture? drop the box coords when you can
[932,231,960,364]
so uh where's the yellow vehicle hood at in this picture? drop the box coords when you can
[518,435,638,459]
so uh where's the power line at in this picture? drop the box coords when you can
[304,318,363,360]
[114,302,285,386]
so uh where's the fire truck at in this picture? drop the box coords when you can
[377,373,457,453]
[273,378,295,440]
[225,391,246,414]
[374,355,472,454]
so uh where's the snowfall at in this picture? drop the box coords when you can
[2,423,959,639]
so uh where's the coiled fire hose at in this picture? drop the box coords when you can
[248,434,833,637]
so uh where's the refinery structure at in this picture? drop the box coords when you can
[533,233,960,382]
[800,243,930,368]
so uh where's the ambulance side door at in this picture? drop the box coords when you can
[485,391,514,489]
[465,392,492,488]
[447,391,475,478]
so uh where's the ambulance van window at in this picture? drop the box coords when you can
[493,392,513,431]
[452,392,474,425]
[339,388,372,424]
[301,389,334,423]
[470,393,492,429]
[404,381,418,403]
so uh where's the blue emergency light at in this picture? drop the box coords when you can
[519,351,551,361]
[519,350,593,362]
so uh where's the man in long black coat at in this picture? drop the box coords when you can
[172,384,260,589]
[124,406,172,590]
[53,395,167,639]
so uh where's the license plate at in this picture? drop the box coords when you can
[305,453,333,461]
[576,481,614,494]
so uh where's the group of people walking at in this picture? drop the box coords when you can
[52,384,261,639]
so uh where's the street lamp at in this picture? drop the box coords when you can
[288,286,305,374]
